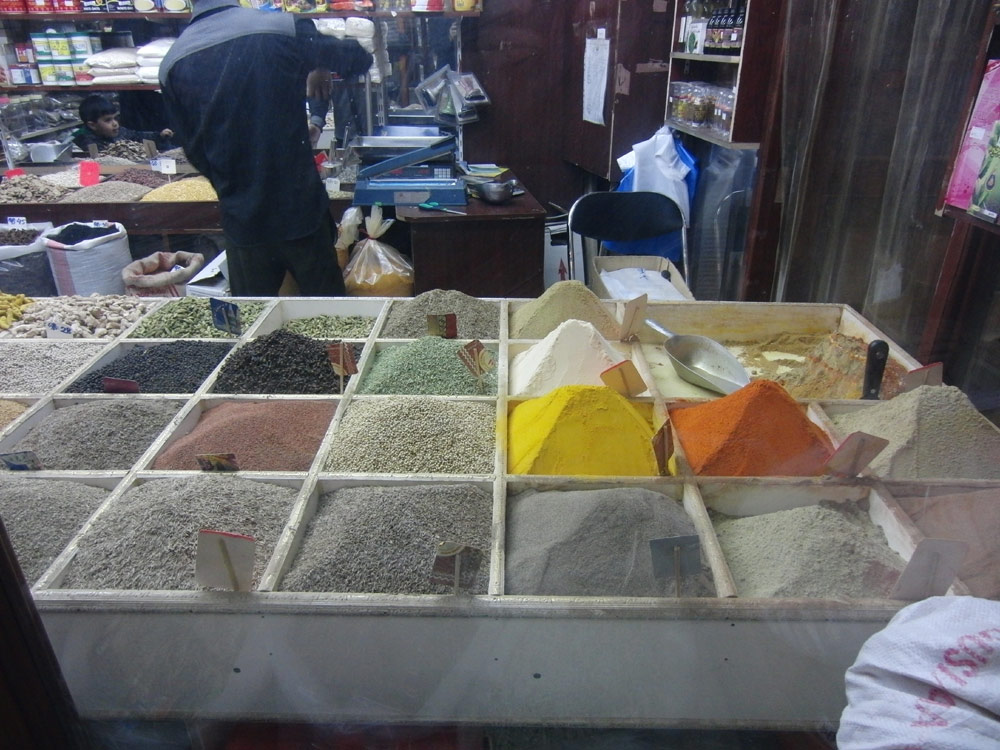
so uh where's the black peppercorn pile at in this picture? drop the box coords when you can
[64,340,233,394]
[213,329,359,395]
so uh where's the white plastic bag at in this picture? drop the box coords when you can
[44,221,131,296]
[839,596,1000,750]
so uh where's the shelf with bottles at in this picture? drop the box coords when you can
[665,0,779,147]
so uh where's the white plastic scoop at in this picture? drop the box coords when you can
[644,319,751,396]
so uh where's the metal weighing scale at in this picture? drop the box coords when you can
[352,135,468,207]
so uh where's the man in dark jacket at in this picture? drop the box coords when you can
[159,0,372,296]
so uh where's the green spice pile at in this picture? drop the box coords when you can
[359,336,497,396]
[129,298,267,339]
[282,314,375,339]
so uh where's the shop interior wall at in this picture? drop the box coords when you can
[461,0,597,213]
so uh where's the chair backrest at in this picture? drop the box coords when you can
[567,191,685,243]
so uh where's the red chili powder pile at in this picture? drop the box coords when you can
[153,400,336,471]
[669,380,834,476]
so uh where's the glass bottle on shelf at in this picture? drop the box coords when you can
[732,2,745,55]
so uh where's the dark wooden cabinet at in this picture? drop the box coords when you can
[560,0,673,183]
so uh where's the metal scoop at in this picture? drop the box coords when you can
[644,319,751,396]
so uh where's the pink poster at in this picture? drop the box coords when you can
[945,59,1000,210]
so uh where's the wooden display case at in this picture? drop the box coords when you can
[0,297,986,729]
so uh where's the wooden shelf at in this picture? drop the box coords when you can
[0,9,477,21]
[17,120,79,139]
[9,84,159,91]
[666,119,759,150]
[672,51,741,64]
[942,203,1000,237]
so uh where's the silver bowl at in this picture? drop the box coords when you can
[477,180,515,204]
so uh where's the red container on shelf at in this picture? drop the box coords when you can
[24,0,56,11]
[53,0,81,10]
[0,0,28,12]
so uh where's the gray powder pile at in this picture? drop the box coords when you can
[282,314,375,339]
[213,329,358,394]
[61,475,297,591]
[64,341,233,394]
[381,289,500,339]
[58,181,152,203]
[830,385,1000,479]
[281,483,492,594]
[0,476,108,582]
[510,280,620,339]
[129,298,267,339]
[0,341,104,393]
[8,400,181,471]
[325,398,495,474]
[713,502,905,599]
[0,399,28,430]
[359,336,498,396]
[505,488,714,597]
[281,484,493,594]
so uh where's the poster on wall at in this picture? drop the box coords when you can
[968,119,1000,223]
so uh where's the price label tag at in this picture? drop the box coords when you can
[890,538,968,601]
[620,294,648,342]
[823,431,889,477]
[45,320,73,339]
[0,450,42,471]
[649,535,701,597]
[326,342,358,376]
[142,139,158,160]
[600,359,647,397]
[87,143,99,159]
[427,313,458,338]
[429,540,484,594]
[900,362,944,392]
[195,529,256,591]
[150,158,176,175]
[651,422,673,476]
[457,340,495,378]
[5,216,26,226]
[79,160,100,187]
[210,298,243,335]
[102,376,140,393]
[195,453,240,472]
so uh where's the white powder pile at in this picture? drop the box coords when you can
[830,385,1000,479]
[713,502,905,599]
[509,319,627,397]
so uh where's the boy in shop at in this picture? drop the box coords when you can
[73,94,174,153]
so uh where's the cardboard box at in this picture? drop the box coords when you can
[590,254,695,300]
[945,59,1000,210]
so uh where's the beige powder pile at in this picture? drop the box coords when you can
[510,281,619,339]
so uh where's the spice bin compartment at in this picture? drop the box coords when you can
[125,297,273,340]
[702,480,971,599]
[376,293,504,341]
[37,472,306,593]
[319,394,501,477]
[357,338,501,397]
[503,477,733,600]
[141,395,340,474]
[0,395,40,438]
[58,339,234,395]
[508,297,620,341]
[248,297,387,340]
[0,394,188,471]
[0,338,110,396]
[264,475,500,595]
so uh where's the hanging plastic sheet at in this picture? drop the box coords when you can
[603,126,698,262]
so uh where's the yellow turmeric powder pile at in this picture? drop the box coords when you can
[507,385,659,476]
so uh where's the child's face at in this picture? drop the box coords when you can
[88,113,120,138]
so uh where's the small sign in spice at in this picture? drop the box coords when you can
[651,422,673,476]
[326,342,358,376]
[5,216,26,225]
[823,431,889,477]
[600,359,646,397]
[457,339,495,393]
[427,313,458,338]
[45,319,73,339]
[429,540,484,594]
[102,376,140,394]
[79,160,100,187]
[649,534,701,597]
[210,298,243,335]
[195,529,256,591]
[195,453,240,472]
[620,294,648,342]
[0,450,42,471]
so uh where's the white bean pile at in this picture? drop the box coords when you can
[0,295,154,339]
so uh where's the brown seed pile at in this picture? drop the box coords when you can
[107,168,171,189]
[0,174,71,203]
[58,181,152,203]
[0,228,42,245]
[100,140,149,162]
